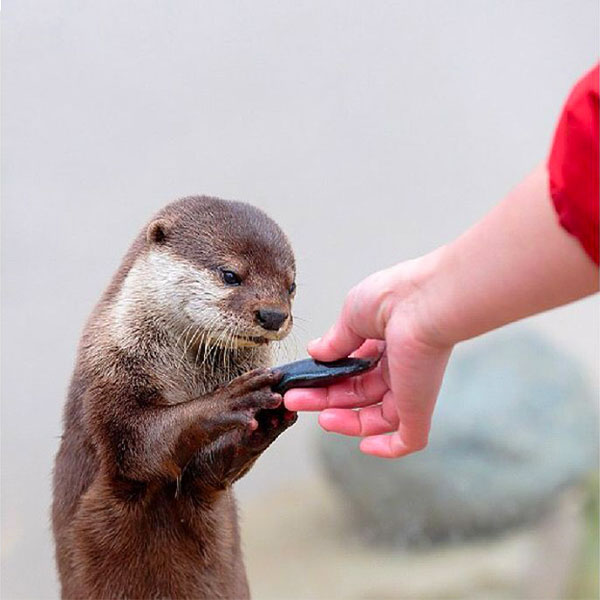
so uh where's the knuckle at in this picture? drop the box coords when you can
[352,375,375,404]
[407,438,428,453]
[414,437,428,451]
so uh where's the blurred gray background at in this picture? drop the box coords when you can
[2,1,598,598]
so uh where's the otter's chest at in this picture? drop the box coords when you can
[164,349,269,403]
[202,346,271,382]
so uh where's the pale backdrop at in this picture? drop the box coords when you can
[2,1,598,597]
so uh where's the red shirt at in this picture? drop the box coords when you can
[548,64,599,265]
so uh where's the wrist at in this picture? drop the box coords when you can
[410,165,599,347]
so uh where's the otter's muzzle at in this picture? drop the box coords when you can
[255,309,288,331]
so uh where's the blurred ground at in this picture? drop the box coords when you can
[242,476,596,600]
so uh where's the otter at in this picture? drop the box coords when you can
[52,196,297,599]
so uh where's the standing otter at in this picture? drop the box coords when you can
[52,196,297,599]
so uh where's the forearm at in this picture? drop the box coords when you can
[417,164,598,347]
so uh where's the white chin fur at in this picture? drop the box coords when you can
[112,249,231,341]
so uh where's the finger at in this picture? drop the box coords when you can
[318,395,399,437]
[308,281,387,362]
[283,387,328,411]
[319,407,395,437]
[381,316,452,453]
[350,339,386,360]
[324,364,388,408]
[359,432,413,458]
[283,364,388,411]
[307,321,364,363]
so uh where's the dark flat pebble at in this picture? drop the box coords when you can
[271,357,379,394]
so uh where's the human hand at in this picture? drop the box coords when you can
[285,165,599,458]
[284,256,453,458]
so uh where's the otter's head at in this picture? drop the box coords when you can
[141,196,296,349]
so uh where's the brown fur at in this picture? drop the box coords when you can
[52,196,297,599]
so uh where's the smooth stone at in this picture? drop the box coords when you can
[317,331,598,546]
[272,357,379,394]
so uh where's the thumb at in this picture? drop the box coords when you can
[308,279,388,361]
[307,322,364,362]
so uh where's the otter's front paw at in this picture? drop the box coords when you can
[243,404,297,450]
[224,368,297,449]
[214,368,284,429]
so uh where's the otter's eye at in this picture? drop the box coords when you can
[221,270,242,286]
[288,282,296,295]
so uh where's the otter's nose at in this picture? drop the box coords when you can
[255,309,288,331]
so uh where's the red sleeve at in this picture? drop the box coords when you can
[547,64,599,265]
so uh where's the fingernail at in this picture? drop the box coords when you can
[308,337,322,348]
[318,412,333,431]
[359,438,372,452]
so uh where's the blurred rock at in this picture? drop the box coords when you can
[317,332,598,546]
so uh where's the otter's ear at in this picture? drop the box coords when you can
[146,219,170,245]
